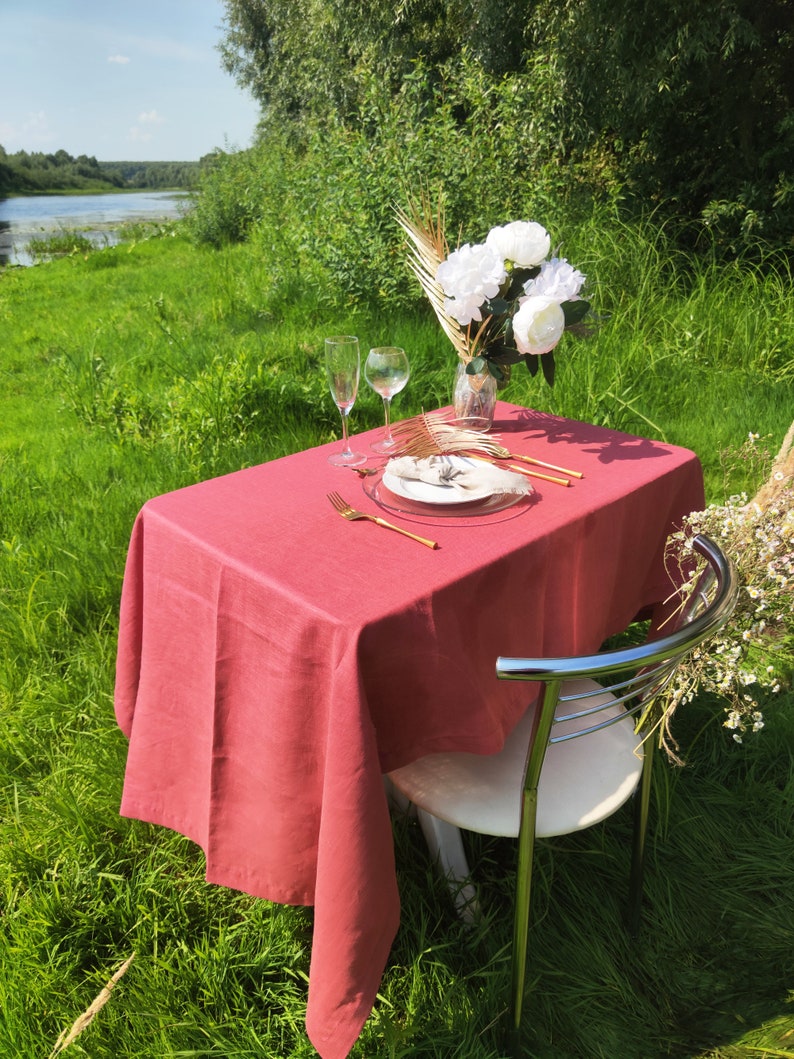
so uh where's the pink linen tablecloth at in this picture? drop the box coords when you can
[114,403,705,1058]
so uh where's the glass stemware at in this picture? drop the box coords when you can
[364,347,410,453]
[324,335,367,467]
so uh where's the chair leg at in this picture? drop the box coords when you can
[510,788,538,1041]
[626,737,654,936]
[415,808,480,923]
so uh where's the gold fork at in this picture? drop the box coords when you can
[327,492,439,549]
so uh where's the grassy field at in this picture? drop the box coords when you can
[1,220,792,1058]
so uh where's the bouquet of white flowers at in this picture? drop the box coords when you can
[396,197,592,387]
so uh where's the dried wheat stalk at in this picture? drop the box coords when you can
[394,195,492,364]
[48,952,135,1057]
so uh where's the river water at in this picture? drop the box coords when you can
[0,190,190,266]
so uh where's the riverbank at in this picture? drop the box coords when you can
[1,185,189,198]
[0,188,191,266]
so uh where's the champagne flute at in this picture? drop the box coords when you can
[364,347,410,453]
[324,335,366,467]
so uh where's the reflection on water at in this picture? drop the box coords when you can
[0,190,189,266]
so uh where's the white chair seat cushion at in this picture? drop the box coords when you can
[387,678,644,839]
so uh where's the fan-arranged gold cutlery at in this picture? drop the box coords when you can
[390,411,583,484]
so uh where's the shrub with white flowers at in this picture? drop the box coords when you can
[665,474,793,745]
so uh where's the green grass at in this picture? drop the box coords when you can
[1,217,792,1058]
[25,229,97,263]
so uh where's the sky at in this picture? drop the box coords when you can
[1,0,261,162]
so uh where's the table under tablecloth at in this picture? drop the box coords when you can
[114,403,705,1058]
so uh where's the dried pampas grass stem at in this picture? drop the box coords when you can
[394,196,474,364]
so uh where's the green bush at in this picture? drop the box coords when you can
[184,149,268,247]
[193,53,609,313]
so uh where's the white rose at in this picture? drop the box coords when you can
[512,295,566,356]
[485,221,551,268]
[523,257,585,301]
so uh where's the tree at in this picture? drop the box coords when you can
[218,0,481,124]
[217,0,794,250]
[526,0,794,243]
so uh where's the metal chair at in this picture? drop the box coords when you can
[387,534,738,1045]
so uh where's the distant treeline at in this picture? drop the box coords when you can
[0,146,202,194]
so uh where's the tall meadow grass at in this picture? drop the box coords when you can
[0,213,792,1057]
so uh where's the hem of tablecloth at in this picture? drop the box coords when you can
[119,800,316,906]
[305,909,400,1059]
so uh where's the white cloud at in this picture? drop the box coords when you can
[128,126,152,144]
[128,109,166,146]
[107,54,130,64]
[6,110,57,147]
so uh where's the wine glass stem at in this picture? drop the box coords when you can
[382,397,393,441]
[339,409,353,455]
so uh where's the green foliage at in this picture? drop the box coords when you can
[191,51,604,308]
[218,0,794,255]
[525,0,794,253]
[26,229,97,263]
[183,147,270,247]
[99,159,202,190]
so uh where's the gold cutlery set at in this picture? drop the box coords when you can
[327,411,582,548]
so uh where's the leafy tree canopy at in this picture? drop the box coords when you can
[218,0,794,252]
[0,147,201,195]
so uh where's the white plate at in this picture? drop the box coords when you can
[382,455,496,506]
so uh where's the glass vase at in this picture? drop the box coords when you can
[452,360,497,432]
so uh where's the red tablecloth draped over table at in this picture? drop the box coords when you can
[114,403,705,1058]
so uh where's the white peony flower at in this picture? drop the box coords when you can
[443,291,491,326]
[485,221,551,267]
[436,243,506,325]
[512,295,566,356]
[523,257,586,302]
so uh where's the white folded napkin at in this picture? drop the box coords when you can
[386,455,533,495]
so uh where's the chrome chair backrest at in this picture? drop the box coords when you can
[494,534,739,1043]
[497,534,738,787]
